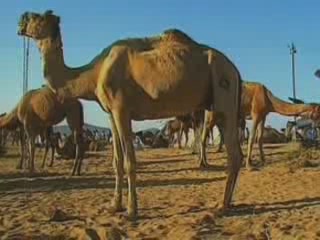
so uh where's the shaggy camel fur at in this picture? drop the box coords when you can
[18,10,243,219]
[200,82,320,169]
[0,86,84,175]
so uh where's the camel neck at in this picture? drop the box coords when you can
[36,36,99,101]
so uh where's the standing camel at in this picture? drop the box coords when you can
[18,10,243,220]
[200,81,320,169]
[0,86,84,175]
[163,117,192,148]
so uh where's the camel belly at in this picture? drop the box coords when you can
[130,81,211,120]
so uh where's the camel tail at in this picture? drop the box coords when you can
[265,87,305,116]
[0,108,20,130]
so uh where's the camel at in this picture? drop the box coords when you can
[162,118,192,148]
[261,126,287,144]
[0,86,84,175]
[18,10,243,219]
[135,128,160,146]
[200,81,320,169]
[0,112,26,166]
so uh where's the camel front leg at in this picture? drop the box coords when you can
[184,129,189,148]
[256,118,266,165]
[113,111,137,220]
[199,125,210,168]
[191,119,202,154]
[49,143,55,167]
[246,118,259,170]
[71,131,83,176]
[27,136,36,173]
[16,128,25,169]
[221,115,243,209]
[177,128,183,149]
[110,115,124,212]
[41,139,50,168]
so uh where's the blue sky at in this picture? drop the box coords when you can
[1,0,320,131]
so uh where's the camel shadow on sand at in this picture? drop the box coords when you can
[224,197,320,217]
[0,174,226,195]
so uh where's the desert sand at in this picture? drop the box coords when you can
[0,143,319,239]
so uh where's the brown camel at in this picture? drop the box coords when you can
[200,81,320,169]
[261,126,287,144]
[0,112,26,166]
[18,10,243,219]
[163,117,192,148]
[0,86,84,175]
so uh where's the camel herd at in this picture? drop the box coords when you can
[0,10,320,220]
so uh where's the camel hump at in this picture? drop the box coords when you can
[161,29,197,45]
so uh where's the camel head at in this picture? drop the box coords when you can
[308,105,320,121]
[18,10,60,40]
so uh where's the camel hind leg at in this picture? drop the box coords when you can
[217,124,224,152]
[208,51,243,209]
[221,115,243,208]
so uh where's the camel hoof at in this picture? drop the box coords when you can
[246,165,259,171]
[246,165,253,171]
[127,210,138,222]
[108,204,125,214]
[199,162,210,169]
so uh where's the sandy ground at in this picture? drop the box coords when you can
[0,143,319,239]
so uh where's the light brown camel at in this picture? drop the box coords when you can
[0,86,84,175]
[18,10,243,219]
[200,81,320,169]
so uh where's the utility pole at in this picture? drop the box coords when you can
[23,37,30,95]
[289,43,297,141]
[289,43,297,100]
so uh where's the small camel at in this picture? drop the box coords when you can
[0,112,26,165]
[200,81,320,169]
[18,10,243,219]
[0,86,84,175]
[163,118,192,148]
